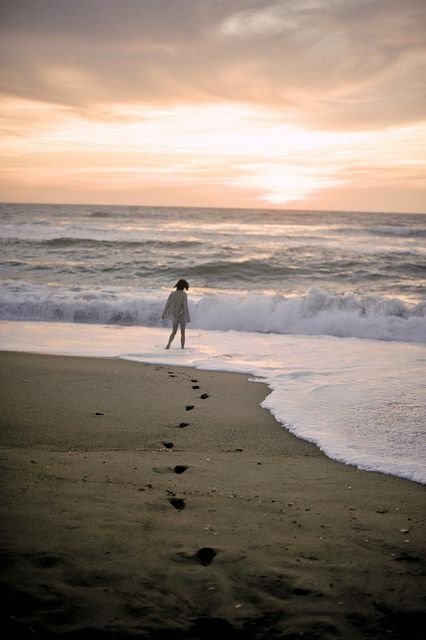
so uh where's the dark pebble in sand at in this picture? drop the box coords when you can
[95,412,104,415]
[200,393,209,399]
[174,465,189,474]
[192,385,200,389]
[186,405,195,411]
[169,497,185,510]
[195,547,217,566]
[179,422,189,428]
[162,441,174,449]
[191,379,198,383]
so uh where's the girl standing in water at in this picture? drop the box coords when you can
[162,279,191,349]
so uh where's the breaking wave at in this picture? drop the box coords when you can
[1,283,425,343]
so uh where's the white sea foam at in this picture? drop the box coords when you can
[1,283,425,343]
[1,320,425,485]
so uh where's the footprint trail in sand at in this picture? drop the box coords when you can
[159,369,218,564]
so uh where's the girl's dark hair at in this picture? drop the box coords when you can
[174,279,189,291]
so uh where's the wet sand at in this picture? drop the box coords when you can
[0,351,425,639]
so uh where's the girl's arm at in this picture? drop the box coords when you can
[162,293,171,319]
[184,293,190,322]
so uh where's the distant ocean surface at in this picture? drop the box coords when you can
[1,203,425,483]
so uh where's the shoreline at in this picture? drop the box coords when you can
[1,320,425,485]
[1,351,425,638]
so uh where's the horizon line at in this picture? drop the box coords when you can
[1,201,425,216]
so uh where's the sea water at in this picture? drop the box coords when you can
[1,203,425,483]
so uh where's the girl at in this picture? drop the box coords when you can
[162,279,190,349]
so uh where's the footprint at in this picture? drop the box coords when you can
[191,379,198,383]
[162,441,174,449]
[174,465,189,475]
[178,422,189,428]
[169,497,185,510]
[26,553,64,569]
[292,587,312,596]
[185,405,195,411]
[190,618,234,636]
[200,394,209,400]
[192,385,200,390]
[195,547,216,566]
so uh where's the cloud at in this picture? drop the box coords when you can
[220,3,299,36]
[0,1,425,212]
[0,0,425,128]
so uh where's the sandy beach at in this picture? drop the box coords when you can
[0,350,425,639]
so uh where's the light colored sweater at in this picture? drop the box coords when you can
[162,290,191,323]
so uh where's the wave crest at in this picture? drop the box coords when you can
[1,284,425,343]
[191,289,426,342]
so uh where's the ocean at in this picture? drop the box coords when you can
[1,203,425,483]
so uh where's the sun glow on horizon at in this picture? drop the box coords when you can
[1,97,425,211]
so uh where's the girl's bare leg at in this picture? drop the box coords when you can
[180,325,186,349]
[166,321,179,349]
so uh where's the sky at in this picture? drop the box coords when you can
[0,0,425,213]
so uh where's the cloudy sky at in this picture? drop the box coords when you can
[1,0,425,212]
